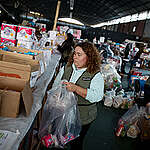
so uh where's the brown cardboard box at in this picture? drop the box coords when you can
[0,82,33,118]
[0,54,3,60]
[0,76,26,92]
[0,49,33,59]
[0,61,31,92]
[0,90,20,118]
[2,54,40,72]
[0,60,31,72]
[0,61,31,81]
[7,46,43,55]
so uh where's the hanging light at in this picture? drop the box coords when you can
[70,0,74,18]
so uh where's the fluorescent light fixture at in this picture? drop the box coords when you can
[58,18,84,26]
[35,12,40,16]
[91,22,107,28]
[29,11,41,16]
[30,11,34,14]
[0,10,1,13]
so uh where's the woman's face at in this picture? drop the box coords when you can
[73,46,88,69]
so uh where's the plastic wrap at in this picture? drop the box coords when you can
[116,104,146,138]
[119,104,140,125]
[104,90,115,107]
[101,64,121,90]
[113,95,123,108]
[39,81,81,148]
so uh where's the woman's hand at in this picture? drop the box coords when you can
[63,81,87,98]
[63,81,77,92]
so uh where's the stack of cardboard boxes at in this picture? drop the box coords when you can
[0,46,41,118]
[1,23,35,49]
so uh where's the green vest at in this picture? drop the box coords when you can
[62,65,100,125]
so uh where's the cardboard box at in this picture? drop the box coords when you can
[17,26,35,41]
[0,61,31,81]
[1,23,17,40]
[0,61,31,92]
[0,49,33,59]
[0,76,26,92]
[1,38,16,46]
[0,82,33,118]
[0,54,3,61]
[7,46,42,54]
[2,54,40,72]
[17,39,33,49]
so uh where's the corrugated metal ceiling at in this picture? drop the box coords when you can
[1,0,150,25]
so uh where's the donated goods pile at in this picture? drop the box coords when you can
[0,23,69,150]
[0,23,66,119]
[0,42,45,118]
[100,55,150,141]
[101,63,135,109]
[115,103,150,140]
[1,23,35,49]
[0,23,66,51]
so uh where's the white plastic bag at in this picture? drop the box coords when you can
[38,80,81,148]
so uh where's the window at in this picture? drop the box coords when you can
[124,15,131,23]
[131,13,138,21]
[133,26,136,32]
[147,10,150,19]
[138,11,147,20]
[120,17,126,23]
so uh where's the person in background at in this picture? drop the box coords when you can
[124,43,132,59]
[128,43,139,60]
[57,33,75,66]
[53,42,104,150]
[113,48,122,74]
[93,37,97,44]
[129,43,145,70]
[107,43,114,57]
[41,25,46,33]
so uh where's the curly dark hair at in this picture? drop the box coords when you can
[67,42,101,74]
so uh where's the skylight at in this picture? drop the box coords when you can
[91,10,150,28]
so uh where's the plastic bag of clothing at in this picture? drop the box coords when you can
[38,80,81,148]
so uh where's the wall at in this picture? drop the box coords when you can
[81,27,136,43]
[81,19,150,43]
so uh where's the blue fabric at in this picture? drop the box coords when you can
[130,75,146,91]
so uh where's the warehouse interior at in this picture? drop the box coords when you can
[0,0,150,150]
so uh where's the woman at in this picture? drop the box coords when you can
[57,33,75,66]
[53,42,104,149]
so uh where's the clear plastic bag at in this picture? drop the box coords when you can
[119,104,140,125]
[104,90,116,107]
[38,80,81,148]
[101,64,121,90]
